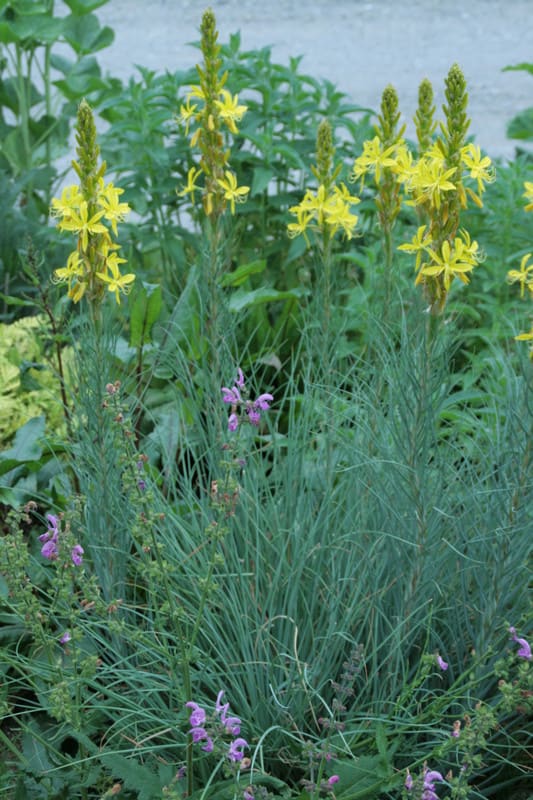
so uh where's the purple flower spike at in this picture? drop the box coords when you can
[186,701,206,727]
[228,737,248,762]
[436,655,448,671]
[71,544,84,566]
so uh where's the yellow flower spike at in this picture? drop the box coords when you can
[216,170,249,214]
[215,89,247,135]
[96,256,135,305]
[58,200,107,252]
[507,253,533,298]
[179,166,203,204]
[523,181,533,212]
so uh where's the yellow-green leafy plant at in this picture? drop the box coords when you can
[178,8,249,221]
[51,100,134,310]
[396,65,494,314]
[0,315,68,443]
[507,181,533,354]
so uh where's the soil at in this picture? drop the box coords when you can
[96,0,533,160]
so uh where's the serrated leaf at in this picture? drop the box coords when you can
[100,753,162,800]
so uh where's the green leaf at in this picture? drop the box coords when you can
[251,167,275,195]
[228,286,302,313]
[100,753,163,800]
[129,282,163,347]
[507,107,533,141]
[220,259,267,287]
[9,14,64,44]
[503,61,533,76]
[61,12,114,55]
[62,0,110,13]
[0,416,45,469]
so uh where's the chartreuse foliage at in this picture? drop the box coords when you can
[0,8,532,800]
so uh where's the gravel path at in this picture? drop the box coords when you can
[96,0,533,159]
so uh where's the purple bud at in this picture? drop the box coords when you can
[59,630,71,644]
[436,654,448,671]
[228,413,239,432]
[235,368,245,388]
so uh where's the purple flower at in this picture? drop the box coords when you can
[243,790,254,800]
[71,544,84,566]
[422,769,444,800]
[405,771,413,791]
[223,715,241,735]
[254,393,273,411]
[222,386,241,405]
[436,655,448,671]
[228,737,248,762]
[190,726,208,743]
[186,701,206,727]
[510,626,532,660]
[59,630,71,644]
[202,737,214,753]
[235,368,245,388]
[228,413,239,432]
[327,776,339,786]
[247,408,261,426]
[138,479,147,491]
[41,536,59,560]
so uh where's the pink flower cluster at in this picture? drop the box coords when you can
[222,368,273,432]
[39,514,84,567]
[185,690,248,762]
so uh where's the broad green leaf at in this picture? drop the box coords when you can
[61,12,114,54]
[220,259,267,287]
[507,107,533,141]
[62,0,110,13]
[251,166,275,195]
[9,15,64,44]
[228,286,302,313]
[129,282,163,347]
[0,416,45,467]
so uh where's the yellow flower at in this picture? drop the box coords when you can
[96,255,135,304]
[97,180,130,236]
[180,96,199,134]
[523,181,533,212]
[420,237,477,290]
[410,160,456,210]
[54,250,85,284]
[351,136,397,184]
[215,89,247,135]
[178,166,203,203]
[287,204,313,240]
[50,185,83,219]
[398,225,432,272]
[216,171,249,214]
[58,201,108,251]
[507,253,533,298]
[515,326,533,342]
[460,143,495,196]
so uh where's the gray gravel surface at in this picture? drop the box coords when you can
[96,0,533,159]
